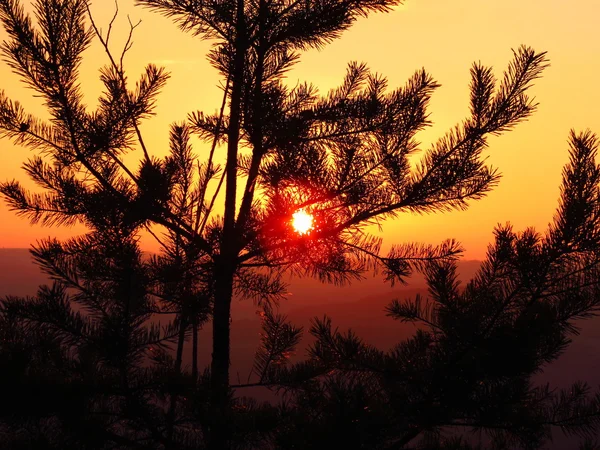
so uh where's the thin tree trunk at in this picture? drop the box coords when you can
[166,315,187,447]
[210,266,235,449]
[209,0,246,447]
[192,318,198,383]
[236,0,265,231]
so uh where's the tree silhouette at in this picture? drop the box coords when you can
[0,231,200,449]
[3,0,592,448]
[247,131,600,449]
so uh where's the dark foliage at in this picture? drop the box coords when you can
[2,0,599,449]
[256,131,600,449]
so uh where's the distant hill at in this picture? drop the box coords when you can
[0,247,481,359]
[0,247,481,309]
[0,248,50,297]
[0,249,485,375]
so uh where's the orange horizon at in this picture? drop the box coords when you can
[1,0,599,260]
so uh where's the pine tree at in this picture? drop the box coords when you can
[0,0,559,448]
[0,230,194,448]
[249,131,600,449]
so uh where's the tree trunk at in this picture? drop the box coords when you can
[192,319,198,383]
[209,265,235,449]
[209,0,246,447]
[166,315,187,446]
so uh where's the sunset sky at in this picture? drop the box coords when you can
[0,0,599,260]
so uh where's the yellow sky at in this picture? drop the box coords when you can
[0,0,599,260]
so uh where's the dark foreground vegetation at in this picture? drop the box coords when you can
[1,0,600,448]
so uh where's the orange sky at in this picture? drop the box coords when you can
[1,0,599,260]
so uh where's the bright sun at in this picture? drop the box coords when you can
[292,209,314,235]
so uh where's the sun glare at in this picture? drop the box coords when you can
[292,209,314,235]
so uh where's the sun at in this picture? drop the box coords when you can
[292,209,314,235]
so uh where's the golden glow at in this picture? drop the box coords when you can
[292,209,314,235]
[1,1,600,259]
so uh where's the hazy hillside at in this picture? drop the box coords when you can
[0,248,481,366]
[0,248,50,297]
[2,248,598,383]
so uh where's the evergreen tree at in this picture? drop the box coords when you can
[247,131,600,449]
[0,228,194,448]
[132,1,548,445]
[3,0,591,448]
